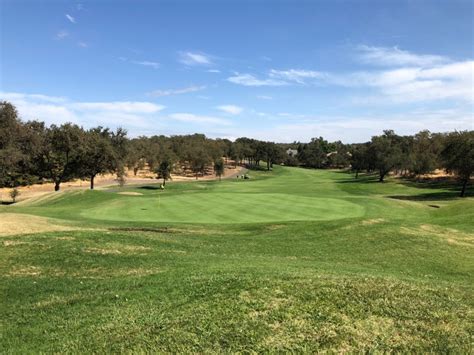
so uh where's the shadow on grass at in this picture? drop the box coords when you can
[138,185,161,190]
[0,201,14,205]
[335,172,380,184]
[388,192,461,202]
[335,169,471,198]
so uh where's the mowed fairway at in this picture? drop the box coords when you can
[1,167,473,352]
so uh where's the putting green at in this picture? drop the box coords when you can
[81,192,365,223]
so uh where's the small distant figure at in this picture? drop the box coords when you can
[160,184,164,190]
[236,175,239,179]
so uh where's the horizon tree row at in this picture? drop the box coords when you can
[0,102,287,190]
[1,101,472,196]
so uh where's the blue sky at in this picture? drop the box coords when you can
[1,0,473,142]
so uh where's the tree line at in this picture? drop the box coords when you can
[1,101,472,196]
[285,130,473,197]
[0,102,287,191]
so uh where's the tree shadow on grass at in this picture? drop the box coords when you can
[138,185,161,190]
[1,201,14,205]
[335,172,380,184]
[335,170,472,198]
[388,191,460,202]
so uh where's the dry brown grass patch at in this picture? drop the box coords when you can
[0,213,80,236]
[401,224,473,247]
[83,243,152,255]
[361,218,386,225]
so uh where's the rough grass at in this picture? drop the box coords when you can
[0,167,472,352]
[0,213,81,236]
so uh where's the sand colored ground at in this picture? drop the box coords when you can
[0,213,81,237]
[0,164,245,203]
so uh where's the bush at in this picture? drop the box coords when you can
[10,188,20,203]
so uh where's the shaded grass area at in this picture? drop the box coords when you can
[1,166,473,351]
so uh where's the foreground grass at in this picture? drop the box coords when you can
[1,167,473,352]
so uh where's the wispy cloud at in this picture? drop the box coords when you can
[77,41,88,48]
[216,105,243,115]
[333,60,474,103]
[179,51,212,66]
[257,95,273,100]
[56,30,69,40]
[229,46,473,103]
[169,113,230,125]
[269,110,473,143]
[65,14,76,24]
[72,101,164,113]
[269,69,326,84]
[207,69,221,73]
[227,73,287,87]
[0,92,165,130]
[132,60,160,69]
[357,45,449,67]
[148,85,206,97]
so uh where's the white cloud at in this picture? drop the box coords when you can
[65,14,76,24]
[229,69,325,86]
[228,46,471,103]
[269,69,326,84]
[1,92,67,103]
[357,45,449,67]
[169,113,230,125]
[56,30,69,40]
[339,60,474,103]
[227,73,287,87]
[77,41,88,48]
[0,92,166,131]
[207,69,221,73]
[216,105,243,115]
[179,51,212,66]
[148,85,206,97]
[72,101,165,113]
[132,60,160,69]
[257,95,273,100]
[257,110,474,143]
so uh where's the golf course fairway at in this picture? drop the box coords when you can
[1,166,472,352]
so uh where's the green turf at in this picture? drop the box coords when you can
[1,166,473,352]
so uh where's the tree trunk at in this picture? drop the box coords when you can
[90,175,95,190]
[267,160,270,171]
[54,180,61,191]
[460,179,468,197]
[134,167,138,176]
[163,178,166,186]
[355,170,359,179]
[379,170,385,182]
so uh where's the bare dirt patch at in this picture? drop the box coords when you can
[0,213,80,236]
[117,192,143,196]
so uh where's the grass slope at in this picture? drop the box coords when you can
[1,167,473,352]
